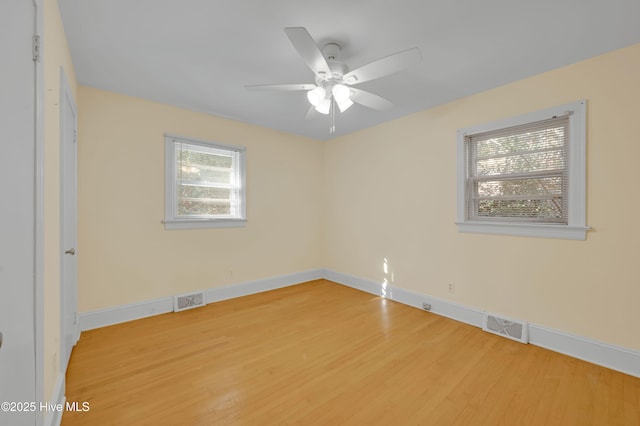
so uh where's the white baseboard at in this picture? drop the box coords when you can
[528,323,640,378]
[204,269,324,304]
[323,269,485,327]
[79,269,324,331]
[325,269,640,378]
[44,373,66,426]
[80,296,174,331]
[78,268,639,378]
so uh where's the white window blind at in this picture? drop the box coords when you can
[174,141,241,218]
[165,134,246,229]
[466,116,569,224]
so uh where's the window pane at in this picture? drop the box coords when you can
[477,198,565,220]
[476,176,564,198]
[177,148,233,169]
[177,184,234,216]
[199,167,232,184]
[475,126,565,158]
[178,185,231,200]
[178,200,232,216]
[176,185,232,216]
[176,147,234,186]
[476,148,565,176]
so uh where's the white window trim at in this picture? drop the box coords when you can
[456,100,590,240]
[164,133,247,230]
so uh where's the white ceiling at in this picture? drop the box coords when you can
[58,0,640,141]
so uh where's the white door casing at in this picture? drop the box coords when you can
[0,0,38,425]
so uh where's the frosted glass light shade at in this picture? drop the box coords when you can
[332,84,351,103]
[337,98,353,112]
[307,87,326,106]
[315,98,331,114]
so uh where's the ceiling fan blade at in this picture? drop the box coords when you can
[245,83,316,91]
[343,47,422,85]
[284,27,332,79]
[350,88,394,111]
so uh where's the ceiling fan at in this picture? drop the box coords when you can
[246,27,422,133]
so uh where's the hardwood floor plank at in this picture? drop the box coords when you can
[62,280,640,425]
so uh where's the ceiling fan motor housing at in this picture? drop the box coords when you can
[327,60,348,79]
[315,59,349,96]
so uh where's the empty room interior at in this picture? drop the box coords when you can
[4,0,640,425]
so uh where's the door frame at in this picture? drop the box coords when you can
[0,0,45,424]
[34,0,45,423]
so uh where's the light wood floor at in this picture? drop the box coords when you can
[62,279,640,425]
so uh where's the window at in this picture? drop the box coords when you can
[456,101,589,240]
[164,134,246,229]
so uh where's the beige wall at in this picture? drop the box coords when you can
[324,43,640,351]
[44,0,78,404]
[77,87,324,311]
[75,42,640,353]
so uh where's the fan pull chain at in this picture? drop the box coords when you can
[330,98,336,134]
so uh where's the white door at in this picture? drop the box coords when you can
[0,0,37,425]
[61,70,79,369]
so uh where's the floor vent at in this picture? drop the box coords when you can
[483,312,529,344]
[174,292,205,312]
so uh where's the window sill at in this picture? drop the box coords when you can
[456,222,590,240]
[163,218,247,230]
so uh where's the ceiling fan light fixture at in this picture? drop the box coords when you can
[332,84,351,103]
[315,98,331,114]
[337,98,353,113]
[307,86,326,106]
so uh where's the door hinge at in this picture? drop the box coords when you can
[33,35,40,62]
